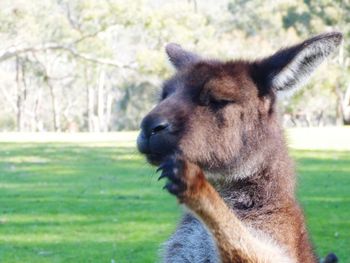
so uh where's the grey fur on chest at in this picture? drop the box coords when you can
[161,213,219,263]
[161,181,268,262]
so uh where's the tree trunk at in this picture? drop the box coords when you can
[84,66,95,132]
[97,69,105,132]
[335,83,350,125]
[47,79,60,131]
[33,88,43,131]
[16,56,23,131]
[342,84,350,125]
[105,93,113,131]
[20,59,29,131]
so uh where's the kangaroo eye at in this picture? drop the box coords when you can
[207,95,234,109]
[198,90,234,108]
[210,98,232,105]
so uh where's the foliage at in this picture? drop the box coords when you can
[281,0,350,124]
[0,0,349,131]
[0,138,349,262]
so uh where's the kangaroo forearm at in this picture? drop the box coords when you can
[184,178,294,263]
[157,159,296,262]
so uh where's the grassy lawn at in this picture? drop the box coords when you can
[0,132,349,262]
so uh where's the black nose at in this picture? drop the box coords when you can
[141,116,170,137]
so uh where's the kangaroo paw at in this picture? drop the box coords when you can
[157,156,205,201]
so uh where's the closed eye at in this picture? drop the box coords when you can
[209,97,234,109]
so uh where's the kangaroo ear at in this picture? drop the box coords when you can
[254,32,343,96]
[165,43,200,70]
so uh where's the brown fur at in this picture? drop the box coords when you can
[154,61,315,262]
[137,33,342,263]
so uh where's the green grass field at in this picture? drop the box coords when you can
[0,131,349,262]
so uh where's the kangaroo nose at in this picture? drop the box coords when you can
[141,116,170,137]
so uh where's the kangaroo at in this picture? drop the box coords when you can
[137,32,342,263]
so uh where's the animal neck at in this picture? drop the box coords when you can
[208,126,296,210]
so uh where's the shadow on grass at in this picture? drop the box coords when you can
[0,145,348,262]
[291,150,350,261]
[1,239,165,263]
[0,143,180,263]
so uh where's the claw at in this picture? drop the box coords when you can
[157,173,167,181]
[156,166,163,173]
[156,161,172,173]
[157,156,187,196]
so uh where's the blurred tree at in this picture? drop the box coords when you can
[0,0,346,130]
[282,0,350,125]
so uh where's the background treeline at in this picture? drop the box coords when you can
[0,0,349,132]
